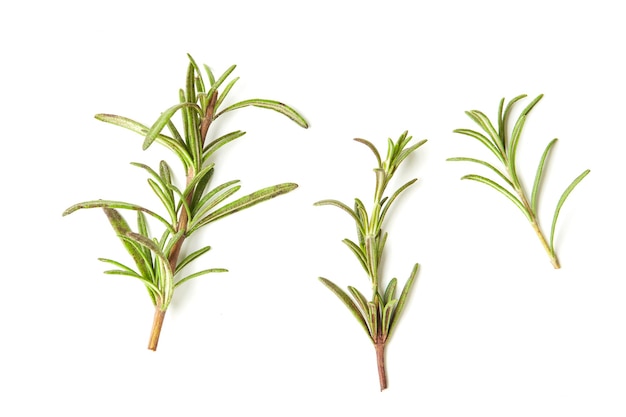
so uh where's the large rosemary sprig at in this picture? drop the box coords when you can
[448,94,589,268]
[63,55,308,350]
[316,131,426,391]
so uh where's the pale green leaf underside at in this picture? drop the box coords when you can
[549,169,590,252]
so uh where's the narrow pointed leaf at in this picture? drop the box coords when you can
[348,286,371,317]
[501,94,528,136]
[382,299,398,340]
[147,179,177,223]
[314,199,362,228]
[159,161,175,203]
[453,128,505,164]
[215,77,240,110]
[461,174,531,221]
[180,163,216,199]
[203,64,215,85]
[354,138,382,168]
[497,97,505,144]
[531,138,558,213]
[99,208,152,277]
[383,278,397,305]
[192,180,241,217]
[95,114,193,168]
[215,99,309,128]
[203,130,246,162]
[191,183,297,231]
[549,169,590,253]
[342,239,369,274]
[378,178,417,226]
[319,277,373,341]
[175,245,212,274]
[190,185,241,226]
[144,103,202,150]
[174,268,228,288]
[387,263,419,341]
[507,114,527,181]
[206,64,237,101]
[467,110,504,153]
[190,167,214,210]
[102,269,162,295]
[368,302,379,338]
[447,157,513,188]
[64,200,174,232]
[395,139,427,168]
[186,62,197,104]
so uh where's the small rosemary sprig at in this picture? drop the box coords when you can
[315,131,426,391]
[448,94,589,268]
[63,54,308,350]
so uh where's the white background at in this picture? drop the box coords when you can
[2,1,625,416]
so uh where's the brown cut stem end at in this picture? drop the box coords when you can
[148,308,167,351]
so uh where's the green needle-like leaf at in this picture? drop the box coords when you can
[215,99,309,128]
[191,183,298,231]
[549,169,590,253]
[147,179,177,224]
[191,180,241,218]
[95,114,193,168]
[174,268,228,288]
[501,94,527,140]
[354,138,383,168]
[447,157,513,188]
[102,268,162,295]
[203,130,246,162]
[144,102,202,150]
[314,199,363,230]
[453,128,506,164]
[386,264,419,341]
[343,238,369,274]
[348,286,371,318]
[382,299,398,341]
[319,277,373,341]
[215,77,240,110]
[531,138,558,213]
[461,174,531,221]
[100,208,152,280]
[175,245,212,274]
[64,200,174,233]
[383,278,397,305]
[378,178,417,227]
[467,110,504,154]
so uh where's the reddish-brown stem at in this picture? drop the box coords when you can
[148,308,166,351]
[146,91,219,351]
[375,342,387,391]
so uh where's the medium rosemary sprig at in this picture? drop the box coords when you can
[316,131,426,391]
[63,54,308,350]
[448,94,589,268]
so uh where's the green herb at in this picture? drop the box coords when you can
[448,94,589,268]
[315,131,425,391]
[63,55,308,350]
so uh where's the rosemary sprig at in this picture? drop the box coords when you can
[63,54,308,350]
[316,131,426,391]
[448,94,589,268]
